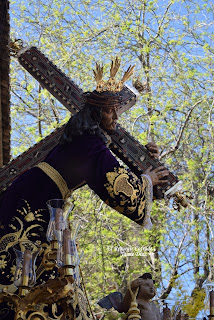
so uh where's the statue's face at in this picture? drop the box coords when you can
[100,106,119,133]
[138,279,156,300]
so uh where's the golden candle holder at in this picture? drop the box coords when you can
[0,272,75,320]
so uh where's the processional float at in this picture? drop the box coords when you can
[0,42,195,320]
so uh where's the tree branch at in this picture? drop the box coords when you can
[160,99,204,159]
[159,231,187,300]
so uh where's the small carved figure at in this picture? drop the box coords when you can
[98,273,161,320]
[122,273,161,320]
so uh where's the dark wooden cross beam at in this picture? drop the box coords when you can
[0,46,180,202]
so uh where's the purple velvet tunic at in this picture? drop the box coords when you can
[0,133,152,318]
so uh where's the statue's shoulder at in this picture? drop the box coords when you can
[150,301,161,319]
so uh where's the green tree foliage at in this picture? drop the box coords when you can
[9,0,213,318]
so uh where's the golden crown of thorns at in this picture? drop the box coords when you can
[93,57,135,93]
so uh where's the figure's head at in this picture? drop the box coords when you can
[61,58,136,143]
[86,57,135,133]
[61,92,120,144]
[84,90,121,133]
[138,273,156,300]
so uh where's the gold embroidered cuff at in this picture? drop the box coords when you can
[104,167,153,227]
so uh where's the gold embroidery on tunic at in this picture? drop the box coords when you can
[0,255,7,270]
[114,174,134,196]
[106,169,152,227]
[106,169,138,203]
[105,168,141,215]
[0,217,24,253]
[17,199,46,223]
[135,200,146,221]
[0,200,49,288]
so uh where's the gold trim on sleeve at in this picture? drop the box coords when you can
[36,162,72,199]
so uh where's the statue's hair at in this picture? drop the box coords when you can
[139,273,155,283]
[60,103,105,144]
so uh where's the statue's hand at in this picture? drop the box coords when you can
[130,278,145,291]
[145,142,160,159]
